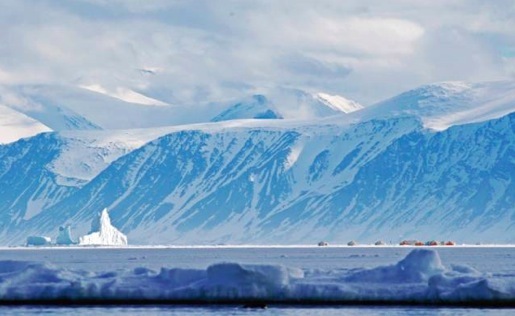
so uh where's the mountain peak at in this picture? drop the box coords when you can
[211,95,282,122]
[367,80,515,130]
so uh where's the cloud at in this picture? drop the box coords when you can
[0,0,512,105]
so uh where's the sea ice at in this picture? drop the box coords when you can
[0,249,513,305]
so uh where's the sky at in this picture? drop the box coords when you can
[0,0,514,105]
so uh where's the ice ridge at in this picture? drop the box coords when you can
[0,249,513,305]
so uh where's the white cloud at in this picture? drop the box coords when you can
[0,0,512,105]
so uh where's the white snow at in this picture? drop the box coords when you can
[1,80,514,245]
[0,249,512,305]
[0,84,225,131]
[271,88,360,119]
[361,80,515,130]
[316,92,364,113]
[79,209,127,246]
[46,127,185,187]
[284,141,304,170]
[0,85,100,135]
[80,84,169,106]
[211,95,281,122]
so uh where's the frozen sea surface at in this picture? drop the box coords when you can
[1,245,514,272]
[0,246,513,315]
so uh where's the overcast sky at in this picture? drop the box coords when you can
[0,0,514,105]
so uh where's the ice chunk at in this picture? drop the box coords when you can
[26,236,51,246]
[204,263,304,298]
[79,208,127,246]
[56,225,75,245]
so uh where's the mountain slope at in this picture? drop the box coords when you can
[0,127,178,241]
[8,116,418,243]
[0,133,74,242]
[3,107,508,244]
[9,113,513,245]
[0,84,227,133]
[315,93,364,113]
[0,80,513,245]
[362,81,515,130]
[210,89,364,123]
[211,95,282,122]
[264,113,514,243]
[271,88,364,119]
[0,85,101,132]
[1,84,364,145]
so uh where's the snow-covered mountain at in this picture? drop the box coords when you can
[211,90,363,122]
[211,95,282,122]
[0,80,513,245]
[0,85,101,132]
[269,88,364,119]
[4,116,420,243]
[0,84,227,140]
[360,81,515,130]
[6,113,513,245]
[0,84,362,144]
[314,92,364,113]
[0,126,178,241]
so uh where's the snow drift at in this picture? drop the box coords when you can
[0,249,512,305]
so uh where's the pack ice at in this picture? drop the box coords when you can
[79,209,127,246]
[0,249,513,305]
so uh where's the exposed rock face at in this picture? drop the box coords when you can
[79,209,127,246]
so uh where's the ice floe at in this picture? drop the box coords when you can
[0,249,513,305]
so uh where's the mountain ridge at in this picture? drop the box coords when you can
[0,80,513,245]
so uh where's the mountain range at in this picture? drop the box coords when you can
[0,81,513,245]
